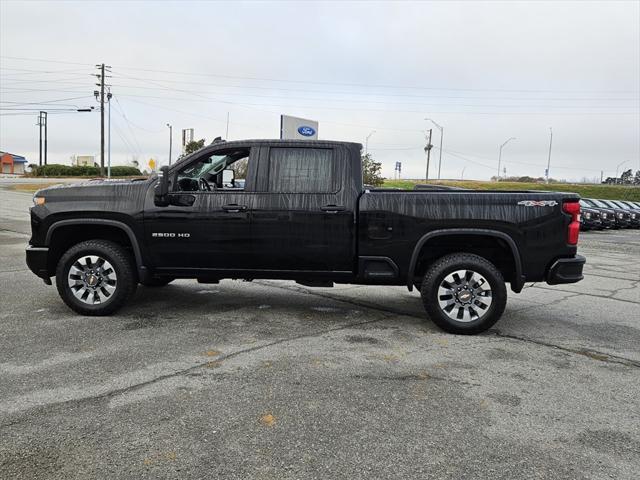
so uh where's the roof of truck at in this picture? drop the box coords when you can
[208,139,362,148]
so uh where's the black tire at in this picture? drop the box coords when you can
[140,277,174,287]
[56,240,137,316]
[420,253,507,335]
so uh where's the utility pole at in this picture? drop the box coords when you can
[546,127,553,184]
[36,111,48,166]
[95,63,111,176]
[166,123,173,166]
[424,128,433,181]
[497,137,516,181]
[37,112,43,167]
[107,90,112,178]
[43,111,47,165]
[425,118,444,179]
[225,112,230,140]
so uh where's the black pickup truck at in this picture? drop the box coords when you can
[26,139,585,334]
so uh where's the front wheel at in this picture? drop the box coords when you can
[56,240,137,316]
[420,253,507,335]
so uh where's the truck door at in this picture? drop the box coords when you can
[144,146,257,270]
[250,145,355,272]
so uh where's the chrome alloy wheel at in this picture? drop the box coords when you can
[437,269,493,323]
[67,255,117,305]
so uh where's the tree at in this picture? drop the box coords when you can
[361,153,385,186]
[621,168,633,185]
[634,170,640,185]
[231,158,248,179]
[182,139,206,157]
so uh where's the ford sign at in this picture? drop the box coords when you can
[297,126,316,137]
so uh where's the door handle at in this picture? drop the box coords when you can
[320,205,345,213]
[222,204,247,213]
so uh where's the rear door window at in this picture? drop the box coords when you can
[267,147,336,193]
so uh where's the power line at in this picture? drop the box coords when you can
[4,56,637,94]
[0,55,93,66]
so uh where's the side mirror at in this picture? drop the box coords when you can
[154,166,170,206]
[222,168,235,187]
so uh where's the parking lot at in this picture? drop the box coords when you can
[1,185,639,479]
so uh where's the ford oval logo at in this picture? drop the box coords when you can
[297,126,316,137]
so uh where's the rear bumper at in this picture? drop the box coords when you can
[546,255,586,285]
[26,245,50,281]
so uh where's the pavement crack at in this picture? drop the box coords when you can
[531,285,640,305]
[492,330,640,368]
[351,373,481,387]
[0,315,389,424]
[257,280,425,320]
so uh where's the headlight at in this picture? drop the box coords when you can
[584,212,591,219]
[32,196,45,206]
[617,212,624,219]
[632,213,637,219]
[601,213,607,219]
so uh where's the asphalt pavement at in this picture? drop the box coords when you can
[1,184,639,479]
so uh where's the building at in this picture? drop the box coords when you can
[0,151,28,175]
[71,155,96,167]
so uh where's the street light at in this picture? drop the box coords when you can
[365,130,376,155]
[497,137,516,181]
[166,123,173,166]
[425,118,444,179]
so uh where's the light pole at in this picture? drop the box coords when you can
[365,130,376,156]
[497,137,516,181]
[166,123,173,166]
[546,127,552,184]
[425,118,444,179]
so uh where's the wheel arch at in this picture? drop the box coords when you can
[45,219,143,275]
[407,228,524,293]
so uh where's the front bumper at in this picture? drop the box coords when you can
[26,245,51,282]
[546,255,586,285]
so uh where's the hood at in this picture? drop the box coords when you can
[34,178,149,198]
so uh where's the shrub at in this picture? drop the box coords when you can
[31,164,142,177]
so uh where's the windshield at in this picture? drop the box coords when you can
[613,201,630,210]
[579,200,591,208]
[589,199,607,208]
[599,200,616,208]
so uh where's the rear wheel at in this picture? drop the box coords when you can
[56,240,137,316]
[420,253,507,334]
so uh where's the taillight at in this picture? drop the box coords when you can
[563,201,580,245]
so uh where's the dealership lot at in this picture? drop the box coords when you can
[1,186,639,479]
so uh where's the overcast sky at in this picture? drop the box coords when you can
[1,0,638,181]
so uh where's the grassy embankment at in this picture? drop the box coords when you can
[383,179,640,201]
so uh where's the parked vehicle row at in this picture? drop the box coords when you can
[580,198,640,230]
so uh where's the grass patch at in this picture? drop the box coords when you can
[383,179,640,201]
